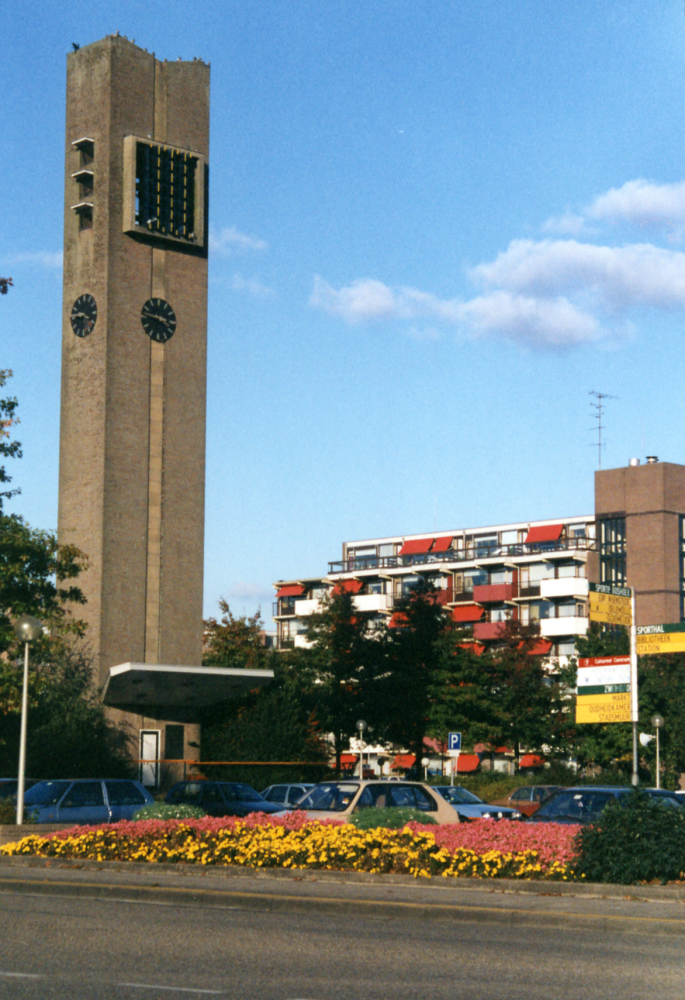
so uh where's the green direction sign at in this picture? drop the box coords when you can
[589,583,632,599]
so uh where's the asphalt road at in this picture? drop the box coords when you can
[0,860,684,999]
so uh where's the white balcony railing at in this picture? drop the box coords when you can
[540,577,589,601]
[540,616,589,638]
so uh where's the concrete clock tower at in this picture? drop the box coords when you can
[58,35,209,687]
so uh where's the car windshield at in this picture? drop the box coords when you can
[24,781,71,806]
[439,786,483,805]
[299,783,359,812]
[221,783,263,802]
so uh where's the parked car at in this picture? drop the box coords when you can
[492,785,562,817]
[0,778,40,801]
[296,780,462,824]
[165,780,290,818]
[433,785,522,821]
[530,785,685,825]
[23,778,154,824]
[261,783,315,807]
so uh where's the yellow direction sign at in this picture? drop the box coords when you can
[636,622,685,655]
[588,583,632,627]
[575,692,631,724]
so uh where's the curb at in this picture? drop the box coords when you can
[1,853,685,903]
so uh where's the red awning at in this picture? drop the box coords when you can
[519,754,545,768]
[527,639,553,655]
[276,585,305,598]
[399,538,433,555]
[432,536,453,552]
[458,642,485,656]
[339,754,358,766]
[455,754,480,773]
[392,754,416,769]
[388,612,409,628]
[452,605,484,622]
[525,524,564,543]
[333,579,363,594]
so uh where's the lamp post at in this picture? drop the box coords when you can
[652,714,664,790]
[13,615,43,825]
[356,719,367,780]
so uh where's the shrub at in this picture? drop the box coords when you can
[132,802,205,821]
[574,789,685,884]
[0,798,35,825]
[349,807,436,830]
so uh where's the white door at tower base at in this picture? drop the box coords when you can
[140,730,160,787]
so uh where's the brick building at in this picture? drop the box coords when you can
[274,457,685,658]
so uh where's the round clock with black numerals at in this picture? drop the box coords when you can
[70,293,98,338]
[141,298,177,343]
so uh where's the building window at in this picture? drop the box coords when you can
[599,517,626,585]
[165,725,184,761]
[368,581,386,595]
[680,516,685,620]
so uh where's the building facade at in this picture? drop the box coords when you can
[274,458,685,655]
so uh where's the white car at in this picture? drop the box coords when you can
[297,780,462,824]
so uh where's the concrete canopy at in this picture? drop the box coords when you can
[102,663,274,710]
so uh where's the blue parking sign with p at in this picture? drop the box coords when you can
[448,732,462,751]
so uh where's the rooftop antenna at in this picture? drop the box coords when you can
[589,391,618,470]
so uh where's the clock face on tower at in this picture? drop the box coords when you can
[70,294,97,338]
[141,298,177,343]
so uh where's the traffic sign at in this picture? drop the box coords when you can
[576,655,631,725]
[588,583,632,627]
[636,621,685,655]
[448,732,462,751]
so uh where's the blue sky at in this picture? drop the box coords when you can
[2,1,685,626]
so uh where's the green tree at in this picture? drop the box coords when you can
[475,619,567,764]
[556,625,633,773]
[305,586,380,774]
[0,369,21,509]
[637,653,685,789]
[203,600,269,669]
[377,579,453,765]
[201,652,329,786]
[0,643,133,778]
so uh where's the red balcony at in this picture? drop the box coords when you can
[472,583,517,603]
[473,621,507,641]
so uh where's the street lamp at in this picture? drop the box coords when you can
[356,719,367,780]
[652,714,664,790]
[421,756,430,780]
[13,614,43,825]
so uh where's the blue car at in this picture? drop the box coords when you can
[434,785,522,821]
[23,778,154,824]
[165,780,290,818]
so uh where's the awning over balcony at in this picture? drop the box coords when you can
[452,605,484,622]
[276,585,305,598]
[399,538,433,555]
[519,754,545,768]
[102,663,274,710]
[432,536,453,552]
[525,524,564,543]
[333,579,364,594]
[454,754,480,773]
[391,754,416,769]
[339,753,358,766]
[527,639,553,655]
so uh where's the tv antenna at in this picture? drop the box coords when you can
[589,391,618,469]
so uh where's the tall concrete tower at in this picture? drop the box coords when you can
[58,36,209,687]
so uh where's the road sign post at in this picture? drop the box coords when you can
[447,732,462,787]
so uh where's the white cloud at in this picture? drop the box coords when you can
[209,226,268,255]
[543,179,685,237]
[310,178,685,351]
[470,239,685,312]
[0,250,63,268]
[222,582,274,605]
[229,273,275,297]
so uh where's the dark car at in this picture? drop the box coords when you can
[0,778,40,801]
[165,781,290,818]
[530,785,685,825]
[24,778,154,824]
[434,785,522,821]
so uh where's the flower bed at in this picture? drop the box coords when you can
[0,814,581,881]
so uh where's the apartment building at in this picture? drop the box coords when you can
[273,458,685,658]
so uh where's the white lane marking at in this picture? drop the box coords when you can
[0,972,44,978]
[119,985,224,995]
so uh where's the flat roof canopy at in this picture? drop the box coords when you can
[102,662,274,709]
